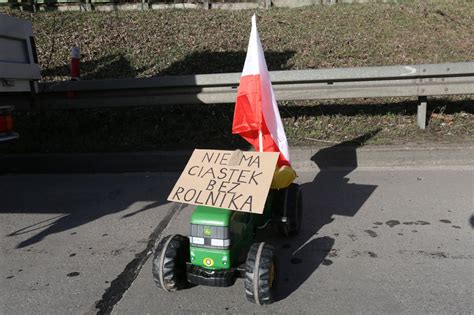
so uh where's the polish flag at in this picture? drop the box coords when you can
[232,14,291,167]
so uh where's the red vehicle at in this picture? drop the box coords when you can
[0,106,18,142]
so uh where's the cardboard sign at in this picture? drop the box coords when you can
[167,149,279,214]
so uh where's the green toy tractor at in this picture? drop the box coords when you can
[152,183,302,305]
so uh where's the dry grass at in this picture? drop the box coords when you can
[2,2,473,81]
[0,2,473,153]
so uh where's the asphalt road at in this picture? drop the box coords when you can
[0,172,181,314]
[1,147,473,314]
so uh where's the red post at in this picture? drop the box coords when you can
[70,47,80,81]
[68,47,80,99]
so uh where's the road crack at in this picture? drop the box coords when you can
[94,203,185,314]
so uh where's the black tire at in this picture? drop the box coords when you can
[152,234,190,292]
[273,183,303,237]
[245,242,277,305]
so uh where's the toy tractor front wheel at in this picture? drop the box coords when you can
[244,242,277,305]
[152,234,190,292]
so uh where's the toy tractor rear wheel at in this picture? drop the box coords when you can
[244,242,277,305]
[274,183,303,237]
[152,234,190,292]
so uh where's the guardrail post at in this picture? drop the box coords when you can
[260,0,271,9]
[417,96,428,130]
[140,0,148,10]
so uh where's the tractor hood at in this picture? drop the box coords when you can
[191,206,233,227]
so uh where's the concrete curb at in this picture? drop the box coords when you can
[291,143,474,170]
[1,143,473,174]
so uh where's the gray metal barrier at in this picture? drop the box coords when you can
[35,62,474,129]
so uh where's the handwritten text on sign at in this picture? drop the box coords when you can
[167,149,279,214]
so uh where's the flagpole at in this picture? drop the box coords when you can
[258,129,263,152]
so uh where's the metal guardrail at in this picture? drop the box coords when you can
[33,62,474,129]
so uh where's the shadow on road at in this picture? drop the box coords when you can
[271,130,380,301]
[2,174,178,249]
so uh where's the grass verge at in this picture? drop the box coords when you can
[1,97,472,154]
[0,2,473,153]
